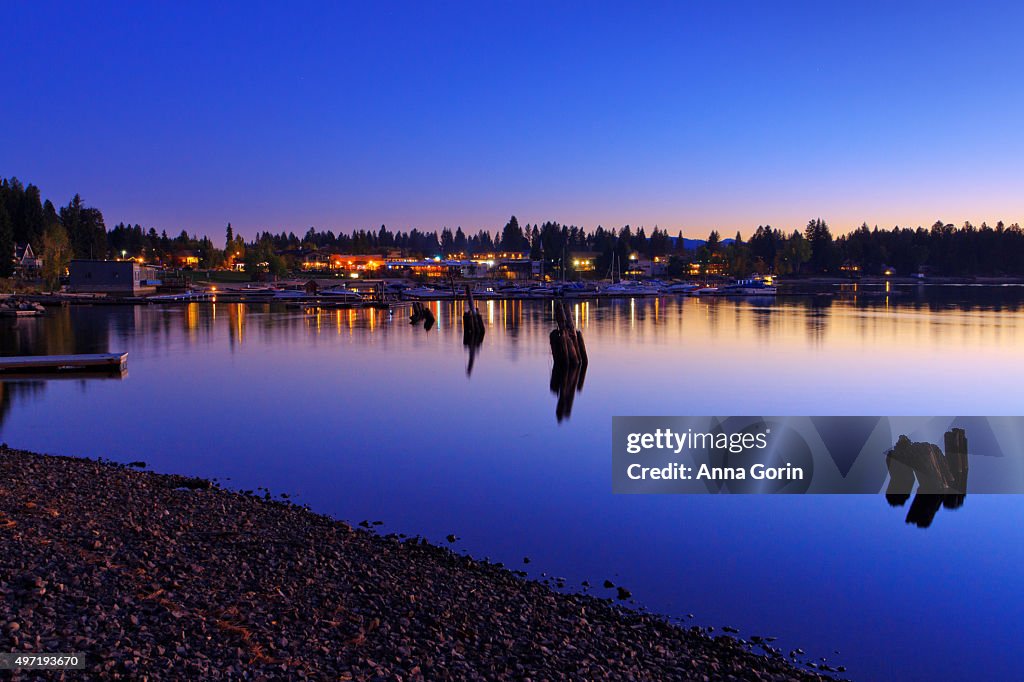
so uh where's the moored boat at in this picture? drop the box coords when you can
[402,287,455,300]
[660,282,701,294]
[319,286,365,302]
[697,276,776,296]
[601,281,661,296]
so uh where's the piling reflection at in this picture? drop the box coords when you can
[550,361,587,423]
[462,287,486,377]
[885,428,969,528]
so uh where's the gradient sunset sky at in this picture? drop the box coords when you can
[4,1,1023,240]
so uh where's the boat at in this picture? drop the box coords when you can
[319,286,365,302]
[601,281,661,296]
[271,289,310,300]
[402,286,455,300]
[697,276,777,296]
[661,282,701,294]
[225,285,276,298]
[147,290,214,302]
[521,285,559,299]
[560,282,598,298]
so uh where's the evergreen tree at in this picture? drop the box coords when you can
[0,204,14,277]
[440,227,455,255]
[500,215,527,252]
[804,218,835,273]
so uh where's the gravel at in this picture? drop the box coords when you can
[0,446,842,680]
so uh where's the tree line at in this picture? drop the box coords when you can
[5,175,1024,282]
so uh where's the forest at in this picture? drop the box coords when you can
[5,175,1024,281]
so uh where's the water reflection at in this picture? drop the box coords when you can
[0,381,45,430]
[3,292,1024,681]
[550,361,587,422]
[5,292,1024,425]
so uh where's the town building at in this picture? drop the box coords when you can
[300,252,386,274]
[384,259,486,279]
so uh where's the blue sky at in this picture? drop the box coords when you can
[3,1,1023,239]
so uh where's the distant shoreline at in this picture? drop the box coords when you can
[779,275,1024,286]
[7,274,1024,310]
[0,447,841,680]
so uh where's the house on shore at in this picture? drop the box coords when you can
[174,250,200,269]
[14,243,42,277]
[69,259,162,295]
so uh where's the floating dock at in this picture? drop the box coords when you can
[0,353,128,374]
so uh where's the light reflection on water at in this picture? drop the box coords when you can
[3,290,1024,681]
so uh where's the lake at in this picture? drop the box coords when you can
[3,286,1023,681]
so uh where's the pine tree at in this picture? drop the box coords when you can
[0,204,14,277]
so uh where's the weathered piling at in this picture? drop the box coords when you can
[885,429,971,527]
[943,427,968,508]
[410,301,435,330]
[548,300,588,421]
[550,301,586,369]
[944,428,968,491]
[462,286,485,345]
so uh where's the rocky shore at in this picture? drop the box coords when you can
[0,447,841,680]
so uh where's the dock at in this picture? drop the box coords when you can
[0,353,128,374]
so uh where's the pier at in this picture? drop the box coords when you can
[0,353,128,374]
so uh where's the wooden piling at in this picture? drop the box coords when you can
[462,285,485,344]
[550,300,586,369]
[410,301,434,329]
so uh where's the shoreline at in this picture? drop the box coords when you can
[8,273,1024,308]
[0,447,841,680]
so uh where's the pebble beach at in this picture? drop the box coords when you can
[0,447,840,680]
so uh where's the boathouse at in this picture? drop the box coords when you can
[69,260,161,296]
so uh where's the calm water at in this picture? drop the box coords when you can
[3,288,1024,681]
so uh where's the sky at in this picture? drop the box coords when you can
[3,1,1024,241]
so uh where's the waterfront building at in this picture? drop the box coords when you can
[69,259,162,295]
